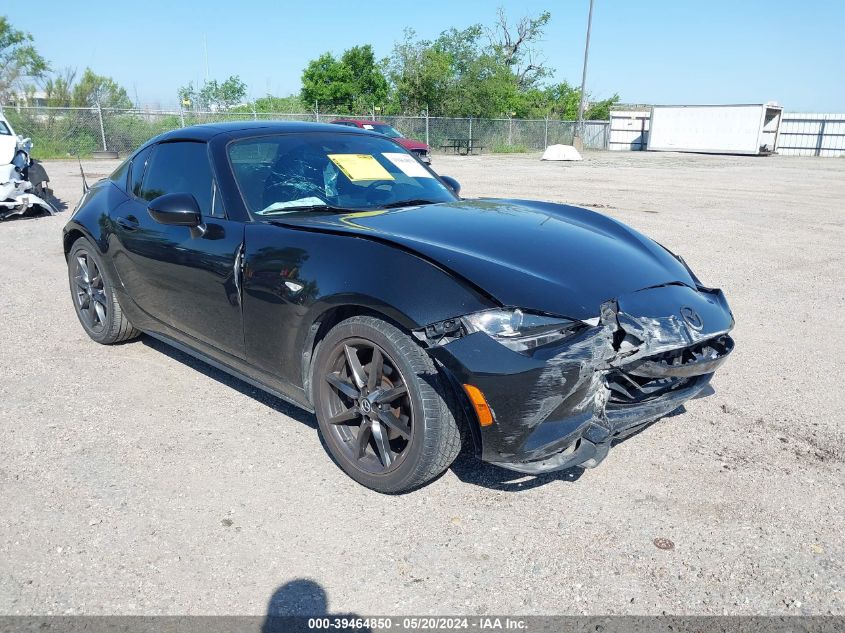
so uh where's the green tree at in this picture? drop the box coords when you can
[306,7,620,120]
[177,82,196,109]
[43,68,76,107]
[231,94,308,114]
[0,15,49,102]
[41,67,133,109]
[535,82,582,119]
[487,8,552,90]
[387,29,454,115]
[341,45,389,108]
[385,13,556,118]
[388,25,523,118]
[451,53,519,117]
[71,68,133,108]
[512,82,620,120]
[301,44,388,112]
[179,75,246,110]
[255,95,306,112]
[300,52,347,109]
[200,75,246,109]
[433,25,484,77]
[585,94,621,120]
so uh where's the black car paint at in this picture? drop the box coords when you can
[241,222,493,399]
[270,198,698,321]
[64,121,734,475]
[430,284,733,471]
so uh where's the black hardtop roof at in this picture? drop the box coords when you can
[148,120,373,144]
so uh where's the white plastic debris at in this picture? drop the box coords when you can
[541,144,582,161]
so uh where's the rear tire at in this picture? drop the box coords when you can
[312,316,461,493]
[68,237,139,345]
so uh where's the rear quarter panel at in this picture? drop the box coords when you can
[63,180,129,260]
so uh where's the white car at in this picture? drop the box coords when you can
[0,112,56,220]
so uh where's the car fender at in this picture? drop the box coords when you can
[242,222,497,394]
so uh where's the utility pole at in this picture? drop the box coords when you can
[203,35,210,83]
[574,0,595,150]
[96,101,107,152]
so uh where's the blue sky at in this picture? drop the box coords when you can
[5,0,844,111]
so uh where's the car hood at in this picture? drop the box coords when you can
[276,199,696,320]
[397,138,429,151]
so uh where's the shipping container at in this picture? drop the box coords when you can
[647,104,783,155]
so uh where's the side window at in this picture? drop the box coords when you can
[139,141,220,217]
[109,158,131,190]
[130,146,152,197]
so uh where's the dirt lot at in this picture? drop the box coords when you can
[1,151,843,616]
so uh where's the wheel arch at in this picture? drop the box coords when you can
[300,300,417,405]
[63,225,91,259]
[300,300,482,457]
[62,179,130,260]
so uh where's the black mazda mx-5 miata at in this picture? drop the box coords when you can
[64,121,734,493]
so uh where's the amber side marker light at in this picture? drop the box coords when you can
[462,384,494,427]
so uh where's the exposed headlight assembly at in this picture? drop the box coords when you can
[461,308,583,352]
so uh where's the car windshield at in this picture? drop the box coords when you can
[368,124,403,138]
[228,132,455,215]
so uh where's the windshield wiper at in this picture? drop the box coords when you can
[256,204,352,216]
[380,198,440,209]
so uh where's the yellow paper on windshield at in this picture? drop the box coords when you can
[328,154,394,182]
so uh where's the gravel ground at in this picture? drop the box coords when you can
[1,151,843,617]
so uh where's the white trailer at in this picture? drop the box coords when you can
[646,103,783,155]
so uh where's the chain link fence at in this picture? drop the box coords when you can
[0,105,610,159]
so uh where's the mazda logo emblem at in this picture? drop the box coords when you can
[680,306,703,330]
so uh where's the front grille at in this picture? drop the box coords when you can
[605,335,732,406]
[628,335,733,377]
[605,371,692,406]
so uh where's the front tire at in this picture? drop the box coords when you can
[312,316,461,493]
[68,237,139,344]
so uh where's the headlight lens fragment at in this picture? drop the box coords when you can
[461,308,582,352]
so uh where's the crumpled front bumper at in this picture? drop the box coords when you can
[0,174,56,219]
[429,282,734,474]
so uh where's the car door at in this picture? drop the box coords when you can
[111,140,245,359]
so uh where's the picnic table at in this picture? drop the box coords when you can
[440,138,485,155]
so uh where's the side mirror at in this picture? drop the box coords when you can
[440,175,461,196]
[148,193,202,227]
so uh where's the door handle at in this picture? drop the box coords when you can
[116,215,139,231]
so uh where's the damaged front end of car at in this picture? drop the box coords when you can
[0,119,56,221]
[0,165,57,221]
[422,281,734,474]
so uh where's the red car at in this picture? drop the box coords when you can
[331,119,431,164]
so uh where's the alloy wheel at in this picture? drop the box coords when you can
[72,250,108,333]
[321,338,414,475]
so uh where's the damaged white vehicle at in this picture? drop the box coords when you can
[0,112,56,221]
